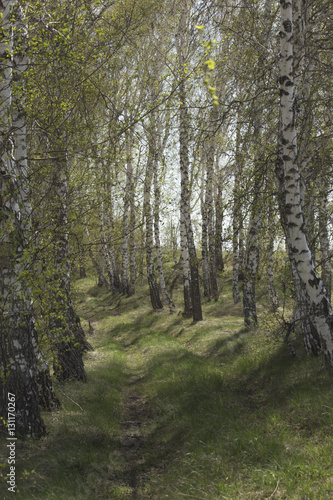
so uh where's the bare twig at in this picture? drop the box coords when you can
[57,389,84,412]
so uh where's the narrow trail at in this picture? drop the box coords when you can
[119,381,149,498]
[109,330,188,498]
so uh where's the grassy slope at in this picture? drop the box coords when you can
[2,275,333,499]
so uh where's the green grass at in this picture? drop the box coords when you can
[2,274,333,498]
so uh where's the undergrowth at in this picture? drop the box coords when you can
[1,274,333,499]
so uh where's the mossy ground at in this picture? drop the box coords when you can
[1,274,333,499]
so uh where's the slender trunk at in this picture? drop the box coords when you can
[206,134,219,301]
[266,212,279,313]
[121,124,133,295]
[180,210,192,316]
[232,167,242,303]
[128,194,136,296]
[179,79,202,321]
[201,164,211,298]
[105,197,121,290]
[154,164,176,312]
[215,168,224,272]
[144,147,163,310]
[243,203,262,327]
[318,187,331,302]
[121,188,130,295]
[85,225,109,287]
[243,79,265,326]
[98,205,115,291]
[176,2,202,321]
[52,164,88,382]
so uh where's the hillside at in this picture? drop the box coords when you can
[1,275,333,499]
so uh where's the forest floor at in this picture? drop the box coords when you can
[2,274,333,499]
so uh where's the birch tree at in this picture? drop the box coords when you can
[176,0,202,321]
[276,0,333,364]
[144,104,163,310]
[0,0,46,437]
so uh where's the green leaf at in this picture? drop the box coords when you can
[205,60,215,70]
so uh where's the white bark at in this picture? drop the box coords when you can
[201,163,211,298]
[105,207,121,290]
[266,224,279,313]
[214,168,224,272]
[318,187,331,302]
[180,209,192,316]
[232,129,242,304]
[278,0,333,363]
[144,143,163,310]
[243,206,262,327]
[121,120,133,295]
[129,192,136,296]
[52,163,88,382]
[154,164,175,312]
[176,2,202,320]
[205,132,219,301]
[85,224,109,287]
[0,0,46,436]
[99,205,115,290]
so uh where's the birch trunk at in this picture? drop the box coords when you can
[52,163,88,382]
[277,0,333,364]
[154,166,176,312]
[128,192,136,296]
[176,3,202,320]
[206,133,219,301]
[127,128,136,296]
[121,184,130,295]
[12,9,59,410]
[232,134,242,304]
[105,190,121,290]
[180,210,192,316]
[318,187,331,302]
[99,205,115,290]
[293,0,316,261]
[121,125,133,295]
[144,147,163,310]
[243,203,262,327]
[85,224,109,287]
[266,213,279,313]
[215,168,224,272]
[104,209,121,292]
[179,79,202,321]
[0,0,46,436]
[201,164,211,298]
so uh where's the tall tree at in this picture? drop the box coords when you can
[276,0,333,364]
[0,0,46,437]
[176,0,202,321]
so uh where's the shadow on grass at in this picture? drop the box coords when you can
[5,353,129,499]
[204,329,248,358]
[129,337,333,498]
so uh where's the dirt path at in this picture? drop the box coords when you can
[119,389,148,496]
[108,370,154,498]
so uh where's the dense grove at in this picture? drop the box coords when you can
[0,0,333,442]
